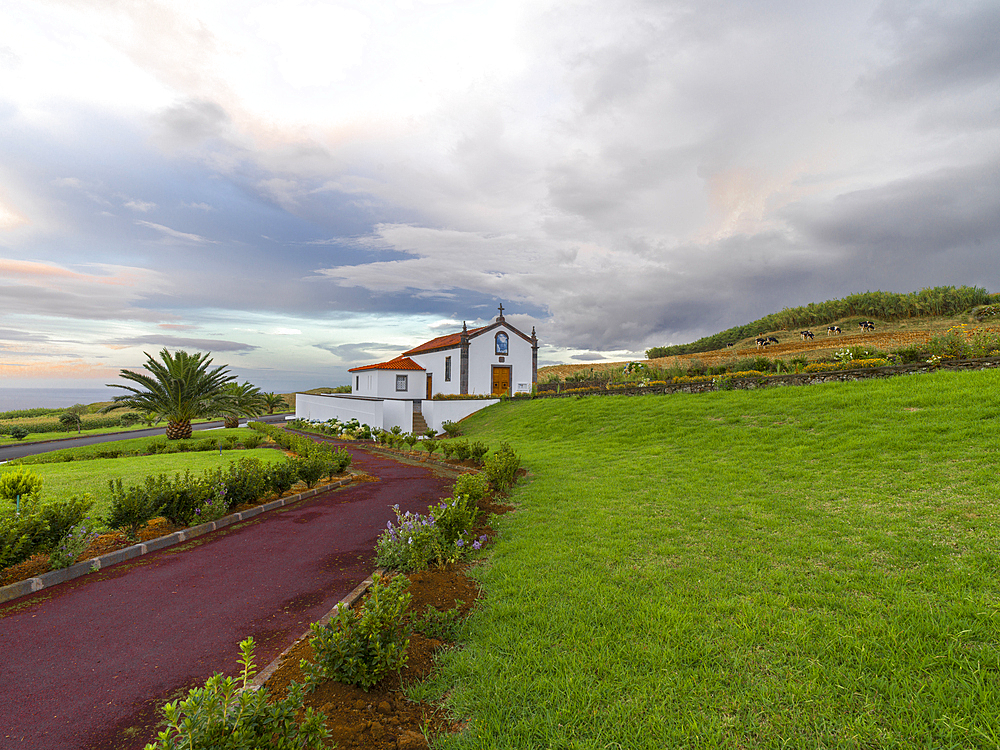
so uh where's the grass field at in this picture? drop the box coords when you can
[424,368,1000,748]
[0,439,288,518]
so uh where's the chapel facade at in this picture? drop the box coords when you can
[348,305,539,400]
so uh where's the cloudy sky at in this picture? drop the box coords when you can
[1,0,998,394]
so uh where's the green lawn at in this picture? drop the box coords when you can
[426,368,1000,749]
[1,446,287,518]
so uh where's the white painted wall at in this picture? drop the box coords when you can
[350,368,425,399]
[410,349,460,397]
[294,393,499,434]
[422,399,500,432]
[296,394,382,427]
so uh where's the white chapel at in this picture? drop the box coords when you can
[294,305,539,434]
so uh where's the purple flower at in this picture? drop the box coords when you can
[456,539,465,547]
[472,540,481,550]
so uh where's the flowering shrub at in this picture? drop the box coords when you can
[375,503,484,572]
[671,375,715,384]
[375,506,455,571]
[49,519,100,570]
[146,638,328,750]
[431,496,478,545]
[851,358,890,369]
[803,362,843,373]
[301,574,410,691]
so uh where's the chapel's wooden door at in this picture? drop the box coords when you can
[426,374,433,399]
[492,366,511,396]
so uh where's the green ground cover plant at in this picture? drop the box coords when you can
[429,368,1000,749]
[301,573,411,691]
[146,637,329,750]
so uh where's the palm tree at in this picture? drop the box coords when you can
[219,381,268,428]
[104,349,234,440]
[261,392,289,415]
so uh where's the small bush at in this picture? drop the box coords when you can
[376,506,460,571]
[49,518,100,570]
[484,442,521,494]
[300,574,410,691]
[36,495,94,550]
[440,442,455,459]
[0,467,44,512]
[404,434,418,449]
[454,472,489,504]
[218,457,270,509]
[469,441,489,464]
[146,638,329,750]
[441,420,461,437]
[430,495,478,545]
[0,513,48,568]
[105,478,163,543]
[424,440,440,457]
[267,460,299,496]
[9,426,29,441]
[242,434,264,449]
[452,440,471,461]
[293,455,327,489]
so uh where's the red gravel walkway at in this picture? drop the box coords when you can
[0,442,455,750]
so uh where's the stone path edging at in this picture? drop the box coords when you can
[0,476,353,606]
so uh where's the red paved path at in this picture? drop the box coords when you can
[0,442,454,749]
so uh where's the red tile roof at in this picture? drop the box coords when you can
[402,326,486,356]
[348,356,425,373]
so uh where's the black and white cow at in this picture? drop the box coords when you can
[827,325,842,335]
[799,330,815,341]
[859,320,876,332]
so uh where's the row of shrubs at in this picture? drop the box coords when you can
[145,440,523,749]
[17,434,268,465]
[1,429,352,573]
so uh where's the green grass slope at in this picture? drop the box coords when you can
[431,369,1000,748]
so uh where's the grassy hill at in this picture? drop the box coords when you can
[430,368,1000,748]
[542,288,999,382]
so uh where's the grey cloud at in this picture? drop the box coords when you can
[109,336,257,352]
[789,159,1000,254]
[0,286,167,323]
[313,342,400,363]
[862,1,1000,101]
[0,328,50,342]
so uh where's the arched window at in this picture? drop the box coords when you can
[495,331,509,355]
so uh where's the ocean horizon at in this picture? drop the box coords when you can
[0,387,117,411]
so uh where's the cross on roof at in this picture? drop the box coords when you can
[498,303,504,317]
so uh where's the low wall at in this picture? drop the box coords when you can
[423,399,500,433]
[295,393,499,433]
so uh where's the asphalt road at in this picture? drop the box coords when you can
[0,414,292,463]
[0,440,455,749]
